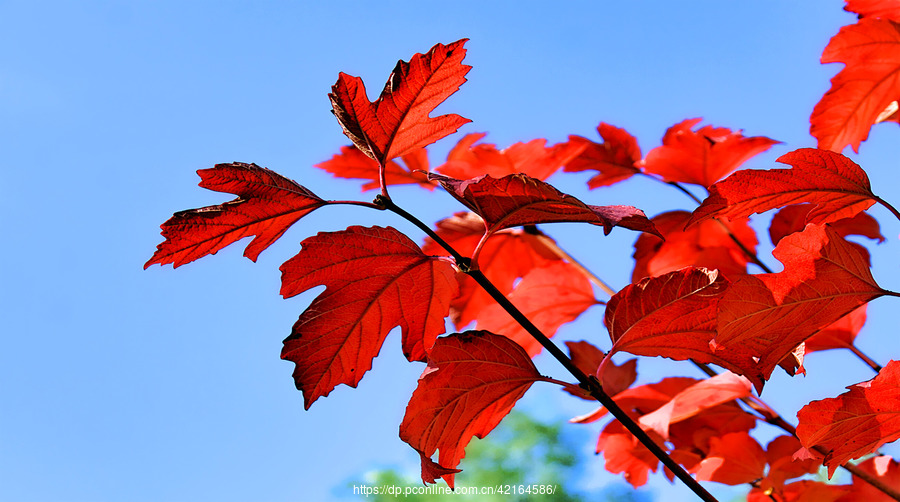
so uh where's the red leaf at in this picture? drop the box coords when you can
[637,372,752,441]
[437,133,585,181]
[399,331,547,487]
[145,162,327,268]
[428,172,660,237]
[714,224,886,392]
[640,118,779,187]
[749,481,850,502]
[694,432,767,485]
[563,122,643,188]
[689,148,879,228]
[474,262,599,356]
[761,435,821,492]
[632,210,758,282]
[329,39,471,164]
[315,145,434,192]
[596,419,663,487]
[846,0,900,22]
[804,305,868,353]
[796,360,900,477]
[769,203,885,247]
[279,226,457,409]
[839,455,900,501]
[422,212,562,328]
[810,18,900,152]
[605,267,730,364]
[564,340,637,399]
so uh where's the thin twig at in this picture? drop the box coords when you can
[847,344,883,373]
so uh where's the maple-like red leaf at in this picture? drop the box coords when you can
[428,172,660,237]
[769,203,885,247]
[596,419,664,487]
[640,118,779,187]
[474,262,598,356]
[688,148,879,228]
[713,224,886,392]
[145,162,327,268]
[694,432,767,485]
[637,372,752,441]
[846,0,900,22]
[605,267,730,364]
[803,305,868,353]
[436,132,585,181]
[279,226,457,409]
[631,210,758,282]
[421,212,563,328]
[810,17,900,153]
[563,122,643,188]
[796,360,900,477]
[329,39,471,164]
[315,145,434,192]
[399,331,548,487]
[838,455,900,501]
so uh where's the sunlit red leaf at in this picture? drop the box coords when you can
[437,132,585,181]
[640,118,779,187]
[694,432,767,485]
[769,203,885,248]
[564,122,642,188]
[714,224,886,392]
[428,172,659,237]
[329,39,471,164]
[760,435,821,492]
[563,340,637,399]
[796,360,900,477]
[838,455,900,501]
[605,267,730,364]
[810,18,900,153]
[638,372,752,441]
[145,162,327,268]
[399,331,548,487]
[315,145,434,192]
[632,210,758,282]
[804,305,868,353]
[421,212,562,328]
[597,419,663,487]
[845,0,900,21]
[474,262,599,356]
[279,226,457,409]
[748,480,850,502]
[689,148,879,228]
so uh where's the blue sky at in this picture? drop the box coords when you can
[3,1,900,501]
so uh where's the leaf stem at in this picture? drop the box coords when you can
[380,196,720,502]
[848,344,883,373]
[875,195,900,224]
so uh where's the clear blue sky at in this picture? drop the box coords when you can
[3,1,900,501]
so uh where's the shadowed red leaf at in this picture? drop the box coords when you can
[838,455,900,501]
[804,305,868,353]
[437,132,585,181]
[845,0,900,21]
[563,340,637,400]
[475,262,599,356]
[632,210,758,282]
[329,39,471,164]
[714,224,886,392]
[769,203,885,248]
[145,162,327,268]
[427,172,659,237]
[761,435,821,492]
[694,432,767,485]
[421,212,562,328]
[605,267,730,364]
[689,148,878,228]
[810,18,900,152]
[796,360,900,477]
[399,331,548,487]
[640,118,779,187]
[564,122,642,188]
[749,480,850,502]
[597,419,664,487]
[315,145,434,192]
[279,226,457,409]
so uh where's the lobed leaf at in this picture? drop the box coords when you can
[797,360,900,477]
[437,132,585,181]
[564,122,643,188]
[145,162,327,268]
[845,0,900,22]
[329,39,471,165]
[688,148,878,228]
[279,226,457,409]
[315,145,434,192]
[399,331,548,487]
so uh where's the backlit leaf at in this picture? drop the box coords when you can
[564,122,643,188]
[437,132,584,181]
[315,145,434,192]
